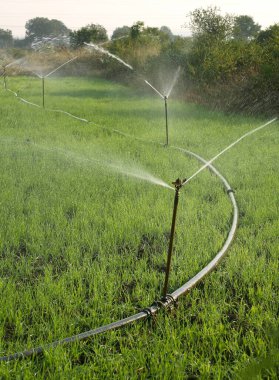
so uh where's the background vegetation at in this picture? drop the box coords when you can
[1,6,279,115]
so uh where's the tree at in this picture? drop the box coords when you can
[25,17,70,41]
[256,23,279,46]
[0,29,13,48]
[188,6,235,41]
[130,21,145,39]
[184,7,238,83]
[70,24,108,48]
[233,15,261,41]
[111,26,130,40]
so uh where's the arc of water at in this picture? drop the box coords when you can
[183,117,278,186]
[166,66,181,98]
[144,66,180,100]
[85,42,133,70]
[5,58,25,68]
[45,56,78,78]
[144,80,165,99]
[24,142,172,191]
[30,70,42,78]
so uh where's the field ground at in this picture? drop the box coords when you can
[0,76,278,379]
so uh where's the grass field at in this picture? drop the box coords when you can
[0,75,278,379]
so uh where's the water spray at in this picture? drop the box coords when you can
[163,178,186,299]
[144,67,180,146]
[182,117,278,187]
[38,56,78,108]
[44,56,78,78]
[85,42,133,71]
[84,41,179,146]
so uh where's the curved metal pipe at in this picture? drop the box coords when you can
[0,146,238,362]
[169,146,238,300]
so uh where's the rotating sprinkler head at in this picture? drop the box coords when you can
[162,177,187,299]
[172,178,187,191]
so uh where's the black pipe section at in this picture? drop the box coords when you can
[0,147,238,362]
[0,89,240,360]
[162,178,186,299]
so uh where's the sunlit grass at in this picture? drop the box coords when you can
[0,76,278,378]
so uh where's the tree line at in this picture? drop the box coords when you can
[1,8,278,114]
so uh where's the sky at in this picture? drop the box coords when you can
[1,0,279,39]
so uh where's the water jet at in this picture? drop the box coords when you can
[144,67,180,146]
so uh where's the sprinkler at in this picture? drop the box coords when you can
[162,178,186,299]
[164,96,169,146]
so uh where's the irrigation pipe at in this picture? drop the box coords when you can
[0,135,238,362]
[5,88,89,122]
[1,84,275,362]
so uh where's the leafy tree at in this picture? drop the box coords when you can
[255,24,279,86]
[25,17,70,41]
[233,15,261,41]
[184,7,237,83]
[111,26,130,40]
[70,24,108,48]
[0,29,13,48]
[256,23,279,46]
[130,21,145,39]
[188,6,235,41]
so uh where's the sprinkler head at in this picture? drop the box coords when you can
[172,178,187,190]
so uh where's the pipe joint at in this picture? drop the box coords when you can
[141,307,153,317]
[161,294,177,309]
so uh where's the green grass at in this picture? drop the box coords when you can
[0,75,278,379]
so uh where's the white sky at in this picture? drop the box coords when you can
[1,0,278,38]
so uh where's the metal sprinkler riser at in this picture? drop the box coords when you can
[162,178,187,299]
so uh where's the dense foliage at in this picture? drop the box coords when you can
[0,29,13,49]
[70,24,108,48]
[25,17,70,42]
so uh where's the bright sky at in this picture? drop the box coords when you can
[1,0,278,38]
